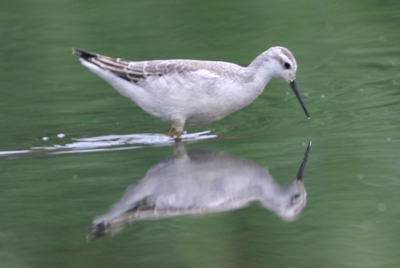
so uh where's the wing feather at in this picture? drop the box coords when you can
[73,48,208,83]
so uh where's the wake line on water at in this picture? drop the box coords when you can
[0,131,217,158]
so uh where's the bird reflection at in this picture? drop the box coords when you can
[90,141,312,240]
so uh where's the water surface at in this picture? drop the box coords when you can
[1,0,400,267]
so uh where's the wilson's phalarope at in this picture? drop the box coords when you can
[73,47,310,138]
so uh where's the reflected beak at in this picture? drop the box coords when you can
[296,141,313,182]
[290,81,310,119]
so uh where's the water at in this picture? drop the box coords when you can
[1,0,400,267]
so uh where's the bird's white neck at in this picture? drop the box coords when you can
[247,51,281,90]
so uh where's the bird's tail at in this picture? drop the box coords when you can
[72,48,134,82]
[72,48,98,62]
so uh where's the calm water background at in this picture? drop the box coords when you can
[1,0,400,267]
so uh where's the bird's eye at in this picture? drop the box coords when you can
[284,62,291,69]
[291,194,301,204]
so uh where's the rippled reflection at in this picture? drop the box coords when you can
[90,142,312,240]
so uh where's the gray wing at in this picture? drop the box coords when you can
[73,48,201,83]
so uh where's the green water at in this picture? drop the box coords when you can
[1,0,400,267]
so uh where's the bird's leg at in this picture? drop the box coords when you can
[169,121,185,140]
[175,130,183,140]
[168,127,176,137]
[169,127,182,141]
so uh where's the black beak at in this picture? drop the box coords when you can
[296,141,312,182]
[290,81,310,119]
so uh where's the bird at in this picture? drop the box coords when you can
[89,141,312,239]
[73,47,310,138]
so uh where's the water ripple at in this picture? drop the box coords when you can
[0,131,217,158]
